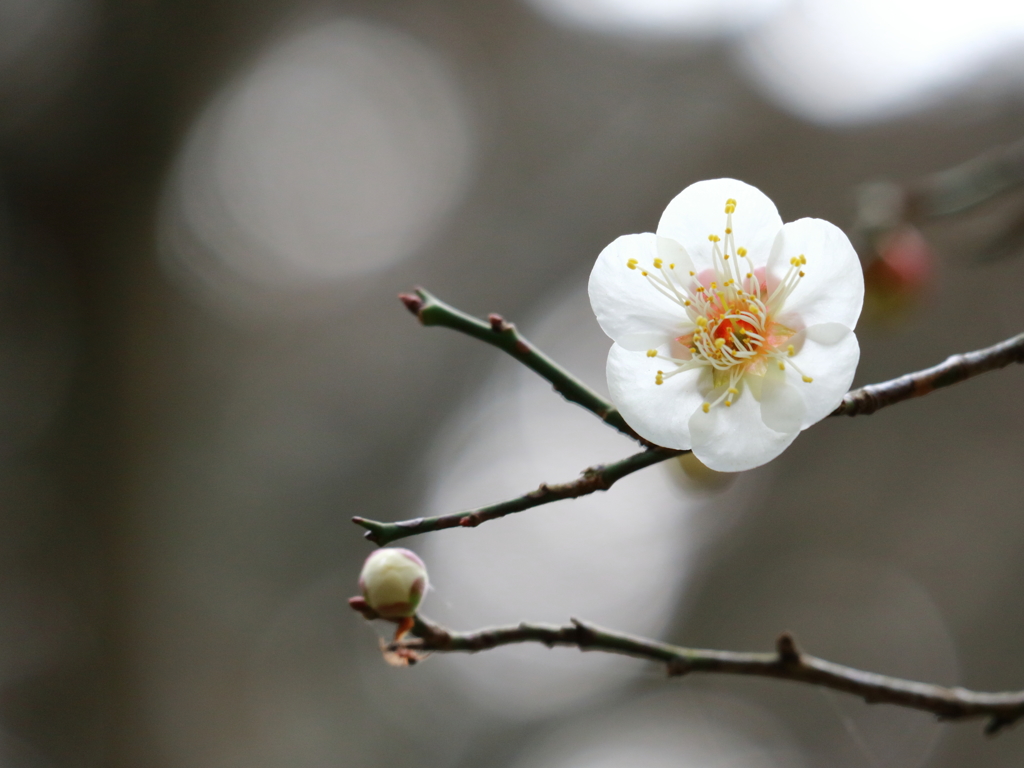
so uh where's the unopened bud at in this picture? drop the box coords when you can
[359,548,428,618]
[863,225,934,325]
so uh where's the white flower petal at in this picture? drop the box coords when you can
[657,179,783,272]
[787,322,860,428]
[689,389,800,472]
[589,233,690,350]
[656,236,696,275]
[766,218,864,330]
[760,365,806,433]
[606,343,705,450]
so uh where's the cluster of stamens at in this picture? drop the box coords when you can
[628,198,814,412]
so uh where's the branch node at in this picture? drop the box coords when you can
[488,313,512,333]
[398,291,426,319]
[985,714,1021,736]
[527,483,550,500]
[571,618,598,647]
[348,596,380,621]
[352,517,385,545]
[776,632,801,664]
[666,658,692,677]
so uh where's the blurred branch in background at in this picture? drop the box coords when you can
[353,291,1024,544]
[373,613,1024,736]
[855,136,1024,262]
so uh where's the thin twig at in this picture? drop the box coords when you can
[386,614,1024,735]
[399,287,635,438]
[833,331,1024,417]
[353,446,684,546]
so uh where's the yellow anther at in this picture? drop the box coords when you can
[778,362,785,370]
[696,285,705,293]
[725,228,732,234]
[646,349,657,358]
[627,259,638,269]
[799,254,807,265]
[689,347,697,354]
[653,258,663,268]
[802,375,813,383]
[710,282,717,289]
[787,344,795,356]
[725,205,735,214]
[683,300,691,306]
[799,271,805,277]
[723,254,730,260]
[728,387,739,394]
[669,263,675,269]
[689,270,696,276]
[641,270,648,276]
[715,338,726,348]
[655,376,664,386]
[726,198,737,205]
[790,257,799,266]
[746,272,753,278]
[725,400,732,407]
[696,317,708,326]
[702,402,710,413]
[708,234,720,242]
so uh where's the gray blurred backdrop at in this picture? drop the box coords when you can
[1,0,1023,766]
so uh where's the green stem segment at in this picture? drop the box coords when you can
[398,615,1024,735]
[353,446,684,546]
[399,287,636,438]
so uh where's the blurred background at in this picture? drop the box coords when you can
[1,0,1024,766]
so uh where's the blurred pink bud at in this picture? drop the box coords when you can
[863,225,935,323]
[358,548,428,618]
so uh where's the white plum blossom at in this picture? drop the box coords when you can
[589,178,864,472]
[359,548,429,618]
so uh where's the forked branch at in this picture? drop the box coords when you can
[355,288,1024,544]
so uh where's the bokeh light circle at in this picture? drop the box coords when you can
[161,18,474,299]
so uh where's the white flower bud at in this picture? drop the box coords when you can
[359,548,428,618]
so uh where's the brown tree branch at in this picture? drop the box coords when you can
[832,331,1024,416]
[353,446,684,546]
[382,613,1024,735]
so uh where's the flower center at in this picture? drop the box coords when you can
[629,197,815,411]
